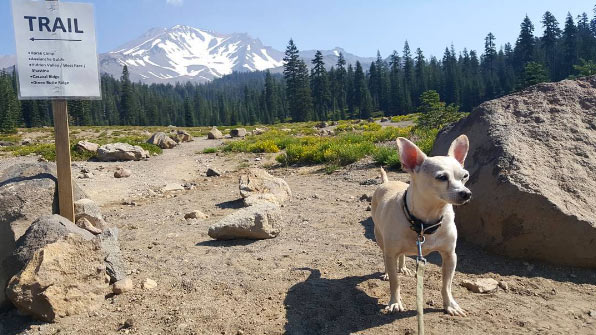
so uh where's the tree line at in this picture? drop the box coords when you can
[2,7,596,132]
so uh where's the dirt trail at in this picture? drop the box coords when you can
[1,137,595,335]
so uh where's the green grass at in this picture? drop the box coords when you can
[1,135,162,161]
[202,147,218,154]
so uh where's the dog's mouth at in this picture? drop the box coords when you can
[453,198,471,206]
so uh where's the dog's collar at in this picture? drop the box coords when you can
[403,189,443,235]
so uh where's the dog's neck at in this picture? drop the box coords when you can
[405,183,449,223]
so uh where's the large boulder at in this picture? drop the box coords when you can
[96,143,149,161]
[6,234,108,322]
[431,76,596,267]
[207,127,223,139]
[147,132,177,149]
[0,163,87,308]
[239,169,292,206]
[3,215,94,282]
[208,202,281,240]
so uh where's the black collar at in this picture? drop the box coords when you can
[403,189,443,235]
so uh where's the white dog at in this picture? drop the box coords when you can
[371,135,471,316]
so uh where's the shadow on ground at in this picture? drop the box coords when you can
[359,217,376,242]
[423,239,596,285]
[283,268,443,335]
[0,309,42,335]
[195,239,256,247]
[215,198,245,209]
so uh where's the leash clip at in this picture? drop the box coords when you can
[416,235,427,264]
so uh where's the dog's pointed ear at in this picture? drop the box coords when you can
[448,134,469,166]
[396,137,426,172]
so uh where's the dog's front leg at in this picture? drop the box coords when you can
[384,252,405,313]
[440,251,466,316]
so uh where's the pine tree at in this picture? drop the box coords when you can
[353,61,373,118]
[522,61,549,87]
[334,53,347,119]
[514,15,536,71]
[310,50,331,120]
[283,39,301,122]
[388,50,402,115]
[414,48,427,99]
[119,65,138,125]
[0,72,19,132]
[541,11,562,80]
[562,13,578,76]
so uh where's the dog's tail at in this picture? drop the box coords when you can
[380,167,388,183]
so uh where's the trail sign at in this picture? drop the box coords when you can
[11,0,100,99]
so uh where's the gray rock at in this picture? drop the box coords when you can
[147,132,177,149]
[96,228,126,283]
[184,210,208,220]
[171,130,193,143]
[206,168,221,177]
[432,76,596,267]
[0,141,16,147]
[75,140,99,154]
[208,202,281,240]
[114,167,132,178]
[239,168,291,206]
[0,163,87,308]
[230,128,247,137]
[6,234,107,322]
[76,217,102,234]
[97,143,149,162]
[2,214,94,297]
[74,198,108,232]
[461,278,499,293]
[207,127,223,139]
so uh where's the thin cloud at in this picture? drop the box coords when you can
[166,0,184,6]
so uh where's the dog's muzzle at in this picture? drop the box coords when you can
[457,190,472,204]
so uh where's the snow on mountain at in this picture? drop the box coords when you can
[299,47,375,70]
[2,25,376,84]
[99,25,284,83]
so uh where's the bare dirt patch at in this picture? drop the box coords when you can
[1,137,595,335]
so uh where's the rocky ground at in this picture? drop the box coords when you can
[1,136,595,335]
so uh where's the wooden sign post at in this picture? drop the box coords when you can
[11,0,101,222]
[52,99,75,222]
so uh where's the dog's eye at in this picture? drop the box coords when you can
[436,174,448,181]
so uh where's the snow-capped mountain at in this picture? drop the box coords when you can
[2,25,376,84]
[100,25,285,83]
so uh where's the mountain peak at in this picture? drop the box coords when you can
[96,26,374,84]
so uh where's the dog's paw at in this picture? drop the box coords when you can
[398,267,413,276]
[381,273,389,281]
[444,301,466,317]
[384,301,406,313]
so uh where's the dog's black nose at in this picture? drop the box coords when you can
[459,190,472,201]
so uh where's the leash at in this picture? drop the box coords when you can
[403,189,443,335]
[416,235,426,335]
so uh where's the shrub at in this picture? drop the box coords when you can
[373,146,401,169]
[203,147,217,154]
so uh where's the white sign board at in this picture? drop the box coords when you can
[11,0,101,99]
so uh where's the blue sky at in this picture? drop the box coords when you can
[1,0,593,58]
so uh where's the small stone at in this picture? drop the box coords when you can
[236,330,244,335]
[142,278,157,290]
[588,310,596,317]
[366,205,372,211]
[206,168,221,177]
[498,280,509,291]
[461,278,499,293]
[76,217,102,235]
[163,183,184,192]
[360,193,372,202]
[114,168,132,178]
[112,278,133,294]
[184,210,209,220]
[122,318,135,329]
